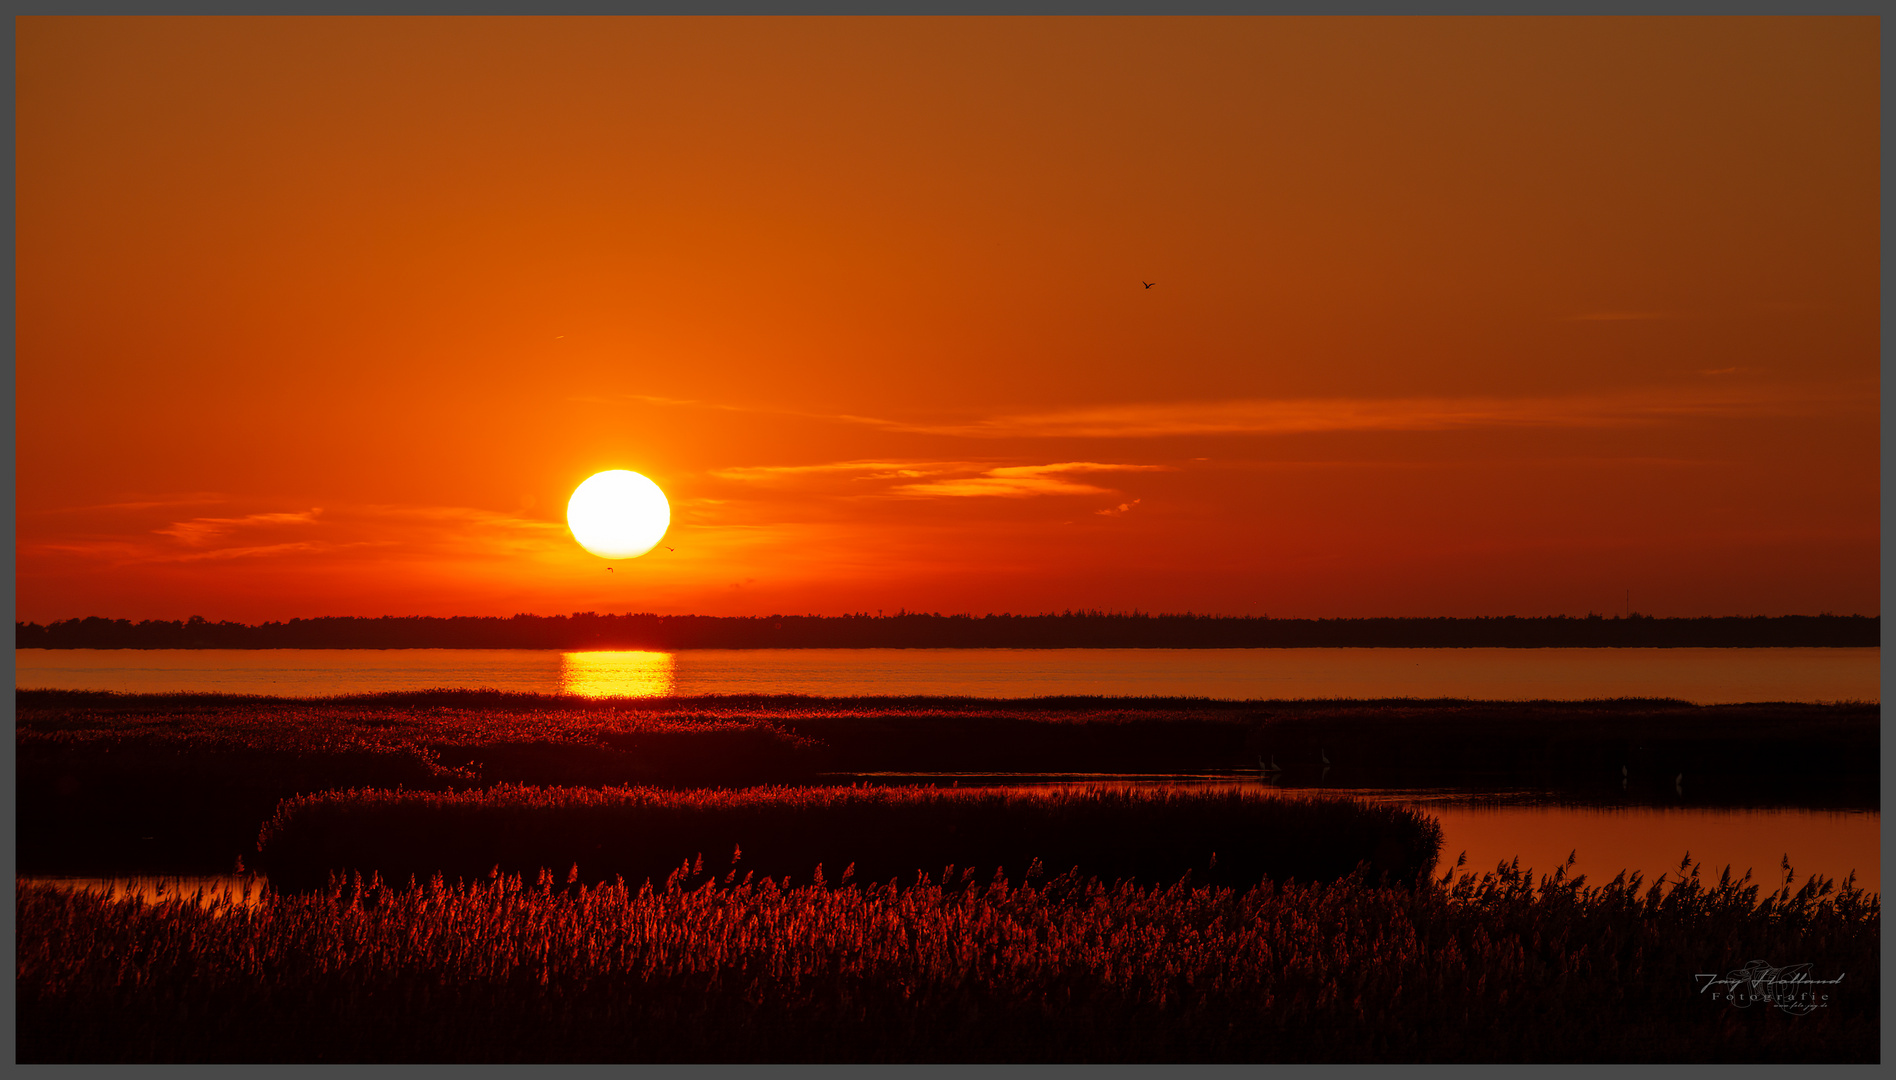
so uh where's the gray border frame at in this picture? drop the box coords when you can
[5,8,1885,1076]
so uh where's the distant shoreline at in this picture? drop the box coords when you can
[13,613,1880,650]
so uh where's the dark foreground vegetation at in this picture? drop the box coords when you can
[16,610,1880,649]
[16,690,816,873]
[254,785,1442,894]
[18,857,1877,1062]
[17,690,1879,874]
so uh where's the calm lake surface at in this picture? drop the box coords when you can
[13,646,1881,703]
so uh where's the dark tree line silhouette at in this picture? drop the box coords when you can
[12,611,1880,649]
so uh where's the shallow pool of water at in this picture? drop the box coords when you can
[859,779,1882,896]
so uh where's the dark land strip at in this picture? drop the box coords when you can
[16,690,1879,877]
[252,784,1443,894]
[15,611,1881,649]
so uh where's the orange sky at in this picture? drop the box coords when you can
[15,17,1880,623]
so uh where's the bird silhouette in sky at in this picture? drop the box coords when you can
[664,546,675,553]
[1142,281,1155,289]
[605,567,614,572]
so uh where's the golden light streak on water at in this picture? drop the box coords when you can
[558,650,677,697]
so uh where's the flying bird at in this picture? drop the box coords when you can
[664,546,675,553]
[605,567,614,572]
[1142,281,1155,289]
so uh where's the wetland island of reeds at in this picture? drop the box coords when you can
[14,689,1881,1062]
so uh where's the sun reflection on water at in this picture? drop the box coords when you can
[559,650,677,698]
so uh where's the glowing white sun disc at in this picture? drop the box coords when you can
[567,470,670,559]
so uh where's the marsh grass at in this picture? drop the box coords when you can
[23,689,1873,786]
[17,690,1878,874]
[16,855,1876,1062]
[16,693,818,872]
[254,784,1443,894]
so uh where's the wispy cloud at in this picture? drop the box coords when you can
[155,509,323,546]
[338,505,570,559]
[711,461,944,483]
[714,459,1170,499]
[167,541,337,562]
[26,503,570,569]
[895,462,1167,498]
[849,385,1854,440]
[25,494,228,517]
[582,381,1859,444]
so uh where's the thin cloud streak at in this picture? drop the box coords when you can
[30,503,572,569]
[711,461,944,482]
[592,384,1856,442]
[894,462,1168,499]
[169,541,335,562]
[155,509,324,546]
[25,494,228,517]
[853,386,1857,440]
[714,460,1170,499]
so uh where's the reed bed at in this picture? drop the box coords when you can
[17,692,820,784]
[18,690,1877,874]
[255,784,1443,894]
[17,857,1876,1062]
[16,694,819,872]
[22,689,1873,788]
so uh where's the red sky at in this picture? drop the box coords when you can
[15,17,1879,622]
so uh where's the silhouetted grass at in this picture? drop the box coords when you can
[16,691,817,873]
[253,784,1443,894]
[17,690,1878,874]
[24,690,1871,785]
[17,856,1876,1062]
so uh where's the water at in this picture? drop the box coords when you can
[15,646,1880,703]
[873,780,1882,897]
[1422,800,1879,894]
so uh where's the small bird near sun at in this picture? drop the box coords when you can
[567,470,670,560]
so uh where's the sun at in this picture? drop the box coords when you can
[567,470,670,559]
